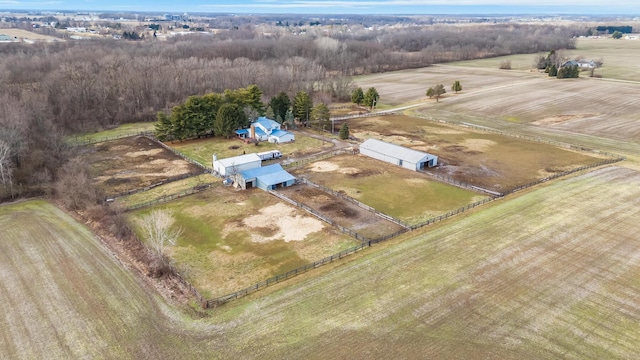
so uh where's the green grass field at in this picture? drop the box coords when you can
[129,187,359,298]
[291,154,486,224]
[67,122,156,145]
[168,133,333,166]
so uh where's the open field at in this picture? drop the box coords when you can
[0,28,62,42]
[5,168,640,358]
[168,132,333,166]
[210,166,640,359]
[129,186,359,298]
[277,183,406,238]
[347,115,604,192]
[354,64,532,106]
[81,136,203,196]
[451,38,640,82]
[0,200,213,359]
[289,154,486,224]
[68,122,156,145]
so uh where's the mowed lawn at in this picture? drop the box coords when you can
[168,132,332,166]
[291,154,486,224]
[349,115,605,191]
[211,166,640,359]
[129,186,359,298]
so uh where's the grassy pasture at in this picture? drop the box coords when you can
[81,136,203,196]
[348,115,604,192]
[129,186,359,298]
[289,154,486,224]
[211,166,640,359]
[277,183,407,238]
[168,132,333,167]
[67,122,156,145]
[115,174,219,208]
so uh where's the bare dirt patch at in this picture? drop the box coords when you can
[278,183,406,238]
[243,203,325,243]
[310,161,340,172]
[532,114,599,126]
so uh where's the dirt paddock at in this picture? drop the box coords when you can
[81,136,203,196]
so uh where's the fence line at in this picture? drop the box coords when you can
[123,183,214,212]
[143,135,211,172]
[419,115,625,160]
[329,111,397,122]
[420,170,503,197]
[267,189,373,242]
[298,178,411,230]
[70,131,153,146]
[106,172,204,201]
[282,149,354,169]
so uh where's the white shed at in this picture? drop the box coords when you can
[213,153,261,177]
[359,139,437,171]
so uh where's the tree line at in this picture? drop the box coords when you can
[0,22,580,202]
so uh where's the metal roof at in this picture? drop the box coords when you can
[235,129,249,135]
[216,153,261,168]
[360,138,436,163]
[254,117,279,131]
[240,164,295,185]
[270,129,292,137]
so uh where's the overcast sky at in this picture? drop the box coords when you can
[2,0,640,14]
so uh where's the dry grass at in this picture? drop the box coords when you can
[80,136,203,196]
[290,153,486,224]
[0,28,62,42]
[129,186,359,298]
[348,115,604,191]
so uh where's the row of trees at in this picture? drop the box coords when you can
[155,84,335,141]
[351,87,380,108]
[426,81,462,102]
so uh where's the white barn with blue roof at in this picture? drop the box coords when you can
[359,138,438,171]
[249,117,295,143]
[237,164,296,190]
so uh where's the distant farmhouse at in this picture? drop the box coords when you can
[562,59,597,69]
[235,117,295,144]
[359,139,438,171]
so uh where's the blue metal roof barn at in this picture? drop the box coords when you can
[237,164,296,190]
[359,138,438,171]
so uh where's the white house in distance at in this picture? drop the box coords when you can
[212,153,261,177]
[249,117,295,143]
[359,138,438,171]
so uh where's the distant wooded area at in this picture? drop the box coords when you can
[0,22,579,199]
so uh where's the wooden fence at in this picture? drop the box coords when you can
[69,131,153,146]
[124,183,214,212]
[298,178,411,229]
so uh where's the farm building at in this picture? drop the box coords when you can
[247,117,295,143]
[359,139,438,171]
[236,164,296,190]
[213,153,261,177]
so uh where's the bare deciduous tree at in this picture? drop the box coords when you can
[139,209,183,277]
